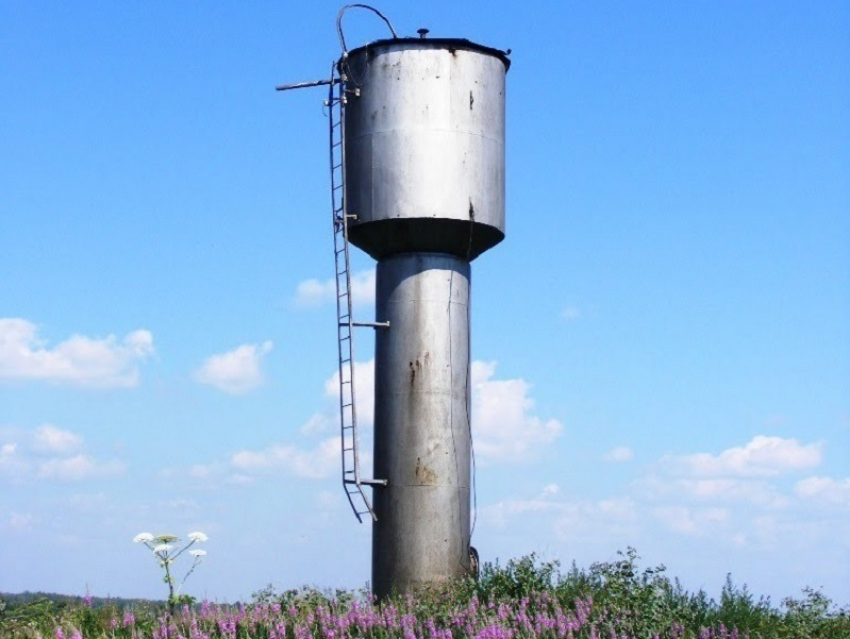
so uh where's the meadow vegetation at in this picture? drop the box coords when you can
[2,549,848,639]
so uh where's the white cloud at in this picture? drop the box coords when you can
[479,484,639,540]
[188,463,218,480]
[651,506,731,535]
[230,437,339,480]
[0,318,154,387]
[294,269,376,309]
[794,476,850,505]
[561,307,581,321]
[193,341,273,395]
[604,446,634,463]
[472,361,563,462]
[8,512,35,531]
[546,497,641,545]
[638,475,788,508]
[542,483,560,496]
[300,413,333,435]
[663,436,822,478]
[0,425,125,483]
[0,440,27,478]
[37,454,125,481]
[32,424,83,455]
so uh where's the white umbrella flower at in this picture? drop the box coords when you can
[133,531,210,615]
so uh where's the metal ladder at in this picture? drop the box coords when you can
[327,66,387,523]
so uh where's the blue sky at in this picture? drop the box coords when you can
[1,0,848,605]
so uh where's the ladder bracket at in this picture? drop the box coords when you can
[346,478,388,487]
[348,321,390,329]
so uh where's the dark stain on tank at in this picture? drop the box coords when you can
[410,356,425,386]
[469,91,474,110]
[414,457,438,484]
[468,200,475,221]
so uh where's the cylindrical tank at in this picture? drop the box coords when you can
[372,253,471,597]
[342,39,509,260]
[339,37,508,597]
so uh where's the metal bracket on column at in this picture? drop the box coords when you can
[348,321,390,329]
[356,478,389,487]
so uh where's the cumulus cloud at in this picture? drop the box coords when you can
[0,318,153,387]
[0,441,28,477]
[294,269,376,309]
[651,505,731,535]
[794,476,850,505]
[662,436,822,478]
[637,475,788,508]
[0,424,125,483]
[604,446,634,463]
[638,436,822,509]
[230,437,339,480]
[32,424,83,455]
[37,454,125,481]
[472,361,563,462]
[193,341,273,395]
[481,483,572,528]
[481,485,639,543]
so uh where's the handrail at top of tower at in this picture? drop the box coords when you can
[337,4,398,54]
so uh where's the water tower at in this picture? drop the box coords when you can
[278,5,509,597]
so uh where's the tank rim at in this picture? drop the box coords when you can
[344,37,511,71]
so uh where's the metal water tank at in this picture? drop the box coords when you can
[342,39,509,260]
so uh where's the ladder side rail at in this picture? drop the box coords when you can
[338,75,380,521]
[338,76,362,487]
[328,72,365,523]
